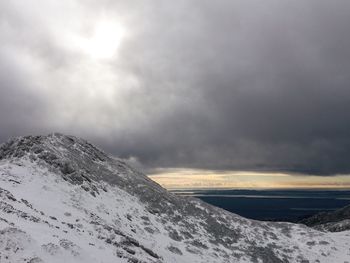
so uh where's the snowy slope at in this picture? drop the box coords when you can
[314,219,350,233]
[0,133,350,263]
[300,205,350,233]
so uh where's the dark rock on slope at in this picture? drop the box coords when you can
[299,205,350,232]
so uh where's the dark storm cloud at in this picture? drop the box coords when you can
[0,48,51,142]
[1,0,350,175]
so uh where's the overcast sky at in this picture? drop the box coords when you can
[1,0,350,176]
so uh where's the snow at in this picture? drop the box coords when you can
[0,134,350,262]
[0,159,215,262]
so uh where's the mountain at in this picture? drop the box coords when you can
[299,205,350,232]
[1,133,350,263]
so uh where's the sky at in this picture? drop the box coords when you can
[148,169,350,190]
[1,1,350,189]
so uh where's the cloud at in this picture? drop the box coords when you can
[1,0,350,175]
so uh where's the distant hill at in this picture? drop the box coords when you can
[299,204,350,232]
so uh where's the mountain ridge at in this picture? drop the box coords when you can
[299,204,350,232]
[0,134,350,262]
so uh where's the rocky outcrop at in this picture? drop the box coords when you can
[299,205,350,232]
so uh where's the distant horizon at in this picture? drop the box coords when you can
[148,168,350,190]
[165,187,350,191]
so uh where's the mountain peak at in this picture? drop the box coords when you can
[0,133,162,198]
[0,133,107,163]
[0,133,113,181]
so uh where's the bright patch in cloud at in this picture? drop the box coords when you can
[75,20,126,59]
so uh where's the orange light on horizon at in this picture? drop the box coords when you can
[148,168,350,190]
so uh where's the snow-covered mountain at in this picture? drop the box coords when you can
[0,134,350,263]
[300,205,350,233]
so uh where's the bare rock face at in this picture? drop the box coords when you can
[1,133,350,263]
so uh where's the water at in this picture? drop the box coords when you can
[171,189,350,222]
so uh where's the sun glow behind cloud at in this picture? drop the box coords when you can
[148,168,350,190]
[5,1,140,137]
[76,20,126,60]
